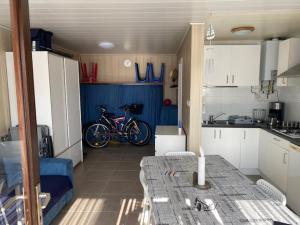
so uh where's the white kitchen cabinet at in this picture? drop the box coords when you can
[203,45,261,87]
[155,126,186,156]
[230,45,261,86]
[258,130,289,192]
[201,128,222,155]
[240,128,259,175]
[204,45,231,86]
[202,127,259,171]
[277,38,300,86]
[287,144,300,215]
[269,137,289,193]
[258,130,273,179]
[219,128,241,169]
[6,52,83,167]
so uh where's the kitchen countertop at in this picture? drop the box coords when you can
[202,121,300,147]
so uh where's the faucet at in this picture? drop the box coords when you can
[209,112,226,124]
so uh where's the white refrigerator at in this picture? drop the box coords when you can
[287,143,300,215]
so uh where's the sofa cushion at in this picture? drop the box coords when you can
[40,175,73,215]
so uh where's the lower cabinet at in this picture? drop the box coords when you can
[258,130,289,192]
[219,128,241,169]
[240,129,259,174]
[202,127,259,173]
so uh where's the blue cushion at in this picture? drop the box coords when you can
[40,175,73,215]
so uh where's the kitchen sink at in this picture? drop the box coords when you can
[203,120,230,125]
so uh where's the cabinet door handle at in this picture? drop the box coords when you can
[283,152,288,164]
[273,137,281,142]
[214,129,216,139]
[226,75,229,84]
[219,130,222,139]
[232,75,235,84]
[243,130,246,140]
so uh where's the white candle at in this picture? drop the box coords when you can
[198,156,205,186]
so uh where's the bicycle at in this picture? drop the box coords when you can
[84,104,152,148]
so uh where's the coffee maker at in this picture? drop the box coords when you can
[268,102,284,126]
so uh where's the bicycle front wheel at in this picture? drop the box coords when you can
[128,120,151,146]
[85,123,110,148]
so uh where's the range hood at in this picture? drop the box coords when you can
[278,64,300,78]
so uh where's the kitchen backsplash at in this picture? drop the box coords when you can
[202,86,300,121]
[279,86,300,121]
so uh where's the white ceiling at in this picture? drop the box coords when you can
[1,0,300,53]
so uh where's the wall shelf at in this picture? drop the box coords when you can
[80,81,163,86]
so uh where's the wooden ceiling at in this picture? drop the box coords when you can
[0,0,300,53]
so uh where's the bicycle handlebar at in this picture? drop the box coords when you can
[119,104,129,110]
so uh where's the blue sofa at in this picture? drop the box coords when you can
[40,158,74,225]
[1,158,74,225]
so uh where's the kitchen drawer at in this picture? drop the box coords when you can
[270,135,290,150]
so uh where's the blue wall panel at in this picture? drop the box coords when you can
[80,84,163,142]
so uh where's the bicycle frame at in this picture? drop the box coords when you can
[97,108,139,137]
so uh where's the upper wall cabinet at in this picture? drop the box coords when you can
[277,38,300,87]
[204,45,261,87]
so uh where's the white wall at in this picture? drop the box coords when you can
[0,27,11,136]
[279,86,300,121]
[203,85,300,122]
[202,87,278,121]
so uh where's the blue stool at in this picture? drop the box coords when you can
[135,63,150,83]
[149,63,164,83]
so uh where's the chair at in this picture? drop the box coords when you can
[256,179,287,206]
[139,170,149,203]
[165,151,196,156]
[139,170,151,225]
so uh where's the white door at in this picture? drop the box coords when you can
[204,45,231,86]
[240,129,259,174]
[287,144,300,215]
[230,45,261,86]
[219,128,241,168]
[48,54,69,156]
[201,128,221,155]
[64,58,82,146]
[269,141,289,192]
[258,130,274,178]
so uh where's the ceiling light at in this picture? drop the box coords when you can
[231,26,255,36]
[98,42,114,49]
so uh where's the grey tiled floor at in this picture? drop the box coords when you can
[52,144,154,225]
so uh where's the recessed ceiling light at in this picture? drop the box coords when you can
[231,26,255,36]
[98,42,114,49]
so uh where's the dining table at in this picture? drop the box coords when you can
[140,155,300,225]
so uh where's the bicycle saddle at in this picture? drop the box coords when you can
[96,105,106,111]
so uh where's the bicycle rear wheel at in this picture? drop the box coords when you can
[128,120,151,146]
[85,123,110,148]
